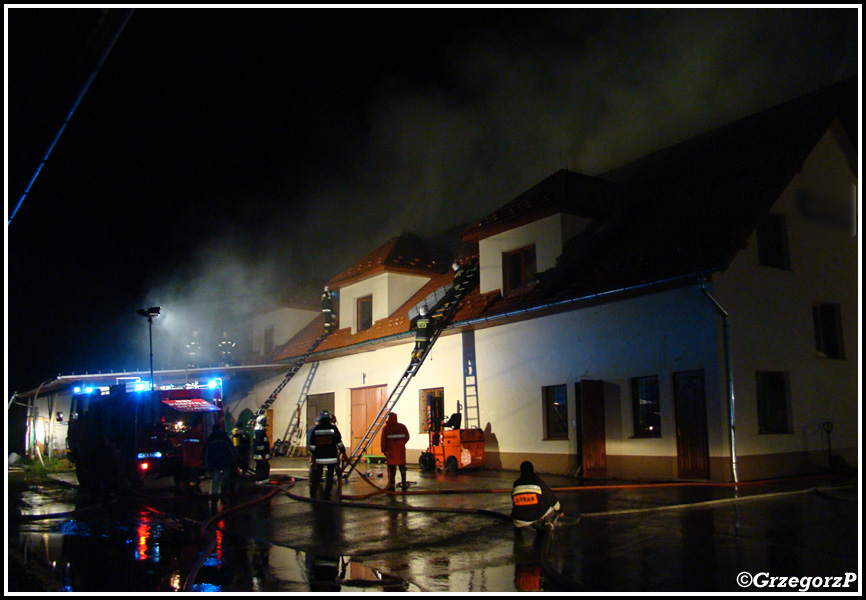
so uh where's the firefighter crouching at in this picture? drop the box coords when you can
[252,414,271,484]
[511,461,563,530]
[308,410,348,500]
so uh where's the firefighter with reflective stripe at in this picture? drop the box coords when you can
[380,412,410,491]
[511,461,562,529]
[321,285,335,333]
[308,410,348,499]
[252,414,271,483]
[410,305,434,365]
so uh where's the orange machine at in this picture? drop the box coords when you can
[418,398,484,473]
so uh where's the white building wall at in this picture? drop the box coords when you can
[252,307,319,355]
[713,127,858,477]
[232,284,722,478]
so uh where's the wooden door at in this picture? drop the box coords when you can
[350,385,387,455]
[674,370,710,480]
[306,392,335,431]
[578,380,607,478]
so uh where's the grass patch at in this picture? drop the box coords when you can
[11,454,74,479]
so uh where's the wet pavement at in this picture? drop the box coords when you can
[7,458,860,593]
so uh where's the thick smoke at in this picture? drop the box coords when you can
[134,236,310,371]
[137,8,856,371]
[282,9,858,285]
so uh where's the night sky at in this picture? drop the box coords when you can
[5,8,859,394]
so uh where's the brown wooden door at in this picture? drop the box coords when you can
[350,385,387,455]
[674,370,710,480]
[306,393,335,431]
[578,380,607,478]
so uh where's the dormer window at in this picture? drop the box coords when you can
[503,244,537,296]
[357,295,373,331]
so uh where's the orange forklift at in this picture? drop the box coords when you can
[418,397,484,473]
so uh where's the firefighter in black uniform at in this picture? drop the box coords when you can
[321,286,335,333]
[511,461,563,530]
[218,331,237,366]
[252,414,271,483]
[308,410,348,500]
[410,305,434,366]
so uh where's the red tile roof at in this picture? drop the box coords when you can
[327,232,449,288]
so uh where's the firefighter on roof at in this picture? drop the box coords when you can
[186,330,201,368]
[218,331,237,366]
[411,305,434,365]
[321,285,335,333]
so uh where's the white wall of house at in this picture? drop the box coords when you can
[714,127,858,479]
[252,307,319,355]
[231,284,723,479]
[338,272,431,333]
[23,393,72,456]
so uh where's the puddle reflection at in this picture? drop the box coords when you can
[13,506,420,592]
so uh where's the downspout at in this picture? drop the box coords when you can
[700,280,739,483]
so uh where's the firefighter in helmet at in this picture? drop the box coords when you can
[232,424,252,478]
[321,286,336,333]
[511,461,563,530]
[252,414,271,483]
[308,410,348,500]
[411,305,434,366]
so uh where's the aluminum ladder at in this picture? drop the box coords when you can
[255,325,333,417]
[342,261,479,480]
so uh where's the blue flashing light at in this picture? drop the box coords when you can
[73,386,81,394]
[137,452,163,460]
[208,378,222,389]
[134,382,151,392]
[84,387,94,394]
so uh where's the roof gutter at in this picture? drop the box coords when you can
[700,279,739,484]
[305,268,721,361]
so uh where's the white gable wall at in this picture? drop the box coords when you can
[479,213,590,295]
[713,126,858,479]
[252,307,319,355]
[339,272,430,333]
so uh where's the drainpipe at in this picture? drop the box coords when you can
[700,280,739,483]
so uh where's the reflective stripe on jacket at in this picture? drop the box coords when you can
[510,474,561,527]
[309,422,345,464]
[380,413,410,465]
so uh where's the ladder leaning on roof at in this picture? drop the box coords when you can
[255,324,334,418]
[342,260,479,481]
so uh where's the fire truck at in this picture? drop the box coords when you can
[67,379,226,491]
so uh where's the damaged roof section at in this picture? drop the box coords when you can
[462,169,623,243]
[269,77,856,365]
[537,76,857,301]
